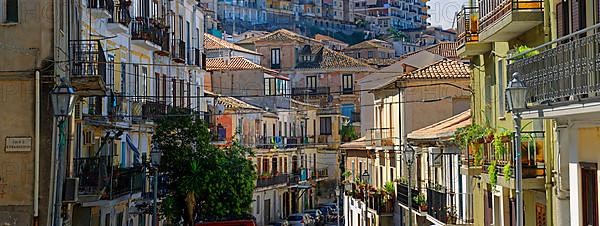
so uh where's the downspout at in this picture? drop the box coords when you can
[34,70,40,226]
[543,0,553,225]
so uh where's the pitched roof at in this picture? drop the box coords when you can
[399,42,459,60]
[204,33,261,55]
[295,46,372,71]
[206,57,269,72]
[315,34,345,44]
[255,29,318,43]
[401,59,470,80]
[204,90,264,111]
[359,58,398,68]
[408,110,471,140]
[344,39,392,50]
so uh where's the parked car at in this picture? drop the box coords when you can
[319,203,339,215]
[268,220,290,226]
[303,209,324,225]
[287,213,314,226]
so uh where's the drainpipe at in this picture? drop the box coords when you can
[543,1,553,225]
[34,70,40,226]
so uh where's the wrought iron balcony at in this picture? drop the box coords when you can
[456,6,479,47]
[257,174,289,187]
[366,128,395,147]
[478,0,543,41]
[291,86,330,96]
[109,167,144,199]
[108,1,132,27]
[427,187,448,223]
[141,101,168,120]
[70,40,107,96]
[131,17,165,48]
[481,131,545,179]
[508,24,600,108]
[396,182,420,210]
[172,39,186,63]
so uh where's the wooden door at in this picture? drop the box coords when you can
[581,163,598,226]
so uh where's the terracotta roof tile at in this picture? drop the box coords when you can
[206,57,265,71]
[402,59,470,79]
[255,29,319,43]
[344,39,392,50]
[359,58,398,68]
[204,33,261,55]
[399,42,459,60]
[296,46,372,70]
[315,34,345,44]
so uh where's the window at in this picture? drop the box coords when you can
[306,76,317,89]
[581,163,598,226]
[120,63,127,94]
[320,117,332,135]
[368,51,373,58]
[264,78,276,95]
[4,0,18,23]
[342,74,353,94]
[271,48,281,69]
[141,66,148,98]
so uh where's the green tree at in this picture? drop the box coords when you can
[153,109,256,225]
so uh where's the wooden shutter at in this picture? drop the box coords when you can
[556,1,567,38]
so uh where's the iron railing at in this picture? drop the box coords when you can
[70,40,106,79]
[481,131,545,178]
[257,174,289,187]
[478,0,543,32]
[131,17,165,47]
[456,6,479,47]
[351,112,361,123]
[427,188,448,223]
[142,101,167,120]
[108,1,131,26]
[366,128,395,147]
[396,182,420,210]
[88,0,113,10]
[291,87,330,96]
[508,24,600,107]
[109,167,144,199]
[73,157,111,195]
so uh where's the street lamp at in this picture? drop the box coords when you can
[403,144,415,226]
[361,170,369,226]
[50,79,76,226]
[506,72,527,226]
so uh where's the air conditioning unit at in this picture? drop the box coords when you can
[63,177,79,203]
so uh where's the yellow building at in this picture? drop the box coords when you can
[455,0,559,225]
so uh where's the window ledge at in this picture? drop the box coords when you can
[0,22,18,27]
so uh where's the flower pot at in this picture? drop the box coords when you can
[420,205,428,212]
[484,134,494,143]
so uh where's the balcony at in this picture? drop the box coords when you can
[257,174,289,188]
[480,131,545,189]
[255,136,303,149]
[131,17,164,50]
[311,167,329,181]
[396,182,420,211]
[88,0,113,18]
[172,39,186,63]
[70,40,108,97]
[456,6,491,57]
[366,128,395,148]
[508,24,600,114]
[426,188,448,224]
[107,1,132,33]
[478,0,543,42]
[460,143,483,176]
[291,86,330,96]
[141,101,168,121]
[73,157,144,201]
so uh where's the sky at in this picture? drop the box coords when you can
[428,0,467,29]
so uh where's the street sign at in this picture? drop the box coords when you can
[5,136,32,152]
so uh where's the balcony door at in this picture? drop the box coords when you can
[581,163,598,226]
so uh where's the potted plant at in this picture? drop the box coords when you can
[447,206,457,224]
[413,193,427,211]
[483,127,495,143]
